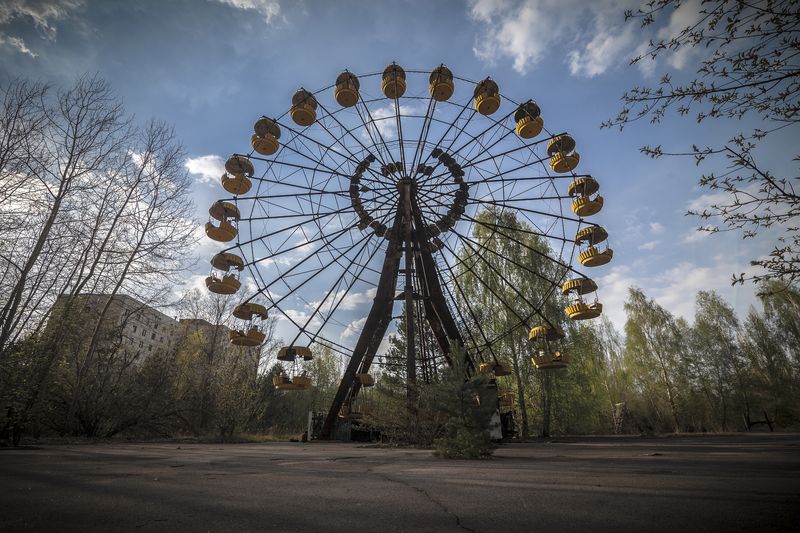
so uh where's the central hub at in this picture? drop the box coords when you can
[396,177,416,194]
[348,151,470,249]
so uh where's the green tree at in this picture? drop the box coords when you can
[557,320,620,434]
[382,302,445,382]
[454,207,565,437]
[623,287,688,432]
[738,283,800,426]
[433,344,496,459]
[689,291,744,430]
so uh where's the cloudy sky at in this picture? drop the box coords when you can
[1,0,787,347]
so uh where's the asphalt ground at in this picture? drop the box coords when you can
[1,434,798,532]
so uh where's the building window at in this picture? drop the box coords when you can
[151,332,155,340]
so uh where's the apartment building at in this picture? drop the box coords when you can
[48,294,259,372]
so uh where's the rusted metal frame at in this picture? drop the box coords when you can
[416,107,517,189]
[413,252,452,366]
[400,181,417,405]
[432,239,503,366]
[272,116,387,187]
[320,207,404,438]
[409,198,474,375]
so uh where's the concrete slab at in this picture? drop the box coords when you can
[1,434,799,532]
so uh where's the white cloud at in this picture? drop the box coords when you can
[280,308,322,328]
[211,0,281,25]
[597,255,760,331]
[686,188,740,213]
[340,287,376,310]
[0,34,36,57]
[376,335,390,356]
[631,0,704,75]
[637,240,660,251]
[597,264,634,328]
[682,229,711,243]
[468,0,639,76]
[309,287,377,312]
[0,0,83,34]
[0,0,83,57]
[649,222,665,235]
[185,154,225,186]
[341,317,367,339]
[259,236,319,267]
[657,0,703,70]
[363,104,416,142]
[633,39,657,77]
[567,19,635,78]
[650,259,735,320]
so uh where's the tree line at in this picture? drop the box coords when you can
[450,209,800,436]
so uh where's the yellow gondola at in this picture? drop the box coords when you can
[205,220,237,242]
[572,194,604,217]
[531,350,570,369]
[220,172,251,195]
[225,155,254,177]
[528,324,569,369]
[565,302,603,320]
[290,89,317,126]
[493,362,512,376]
[357,373,375,387]
[293,375,312,389]
[547,134,576,156]
[429,65,454,102]
[334,71,360,107]
[211,252,245,272]
[561,277,598,296]
[528,324,565,341]
[578,246,614,267]
[561,277,603,321]
[382,63,406,99]
[576,225,613,267]
[277,345,313,361]
[206,201,240,242]
[547,134,579,173]
[568,177,603,217]
[209,201,240,222]
[498,389,514,407]
[205,273,241,295]
[514,101,544,139]
[229,326,266,347]
[232,302,268,321]
[473,78,500,115]
[251,117,281,156]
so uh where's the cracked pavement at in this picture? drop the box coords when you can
[1,434,799,532]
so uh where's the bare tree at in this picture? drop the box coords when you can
[0,75,197,442]
[63,121,197,429]
[0,76,129,351]
[604,0,800,289]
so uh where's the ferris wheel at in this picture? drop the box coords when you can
[203,64,612,437]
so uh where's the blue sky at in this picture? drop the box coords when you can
[1,0,785,347]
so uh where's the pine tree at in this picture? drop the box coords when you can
[432,343,496,459]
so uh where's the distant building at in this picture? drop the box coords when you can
[49,293,265,364]
[50,293,181,358]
